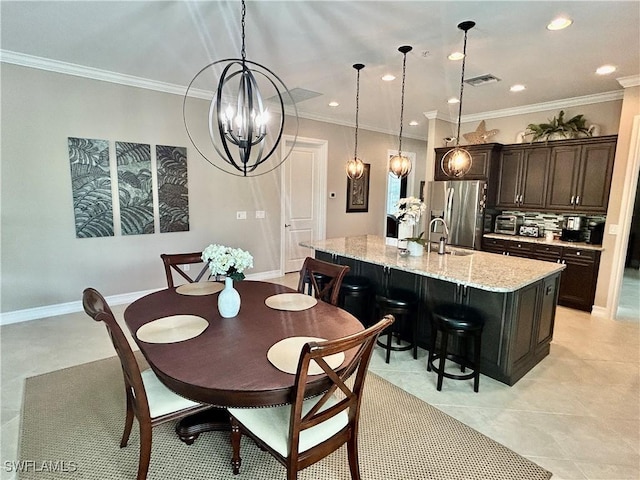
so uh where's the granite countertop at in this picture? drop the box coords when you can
[300,235,565,293]
[483,233,605,251]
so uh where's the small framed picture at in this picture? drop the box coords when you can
[346,163,370,213]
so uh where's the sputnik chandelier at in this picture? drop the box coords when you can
[183,0,298,177]
[389,45,413,179]
[346,63,365,180]
[441,20,475,178]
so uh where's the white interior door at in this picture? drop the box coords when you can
[281,136,327,273]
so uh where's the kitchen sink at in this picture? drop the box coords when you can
[445,248,474,257]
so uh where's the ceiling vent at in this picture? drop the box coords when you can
[267,88,322,105]
[464,74,501,87]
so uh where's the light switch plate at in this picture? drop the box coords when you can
[255,210,265,219]
[609,224,619,235]
[236,211,247,220]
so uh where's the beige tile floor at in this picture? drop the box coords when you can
[1,274,639,480]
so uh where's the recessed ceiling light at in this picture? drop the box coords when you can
[547,17,572,30]
[596,65,616,75]
[447,97,460,104]
[448,52,465,61]
[409,120,419,126]
[382,74,396,82]
[510,84,526,92]
[328,101,339,107]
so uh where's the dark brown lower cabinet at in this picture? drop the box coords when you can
[557,249,600,311]
[482,239,601,312]
[316,250,560,386]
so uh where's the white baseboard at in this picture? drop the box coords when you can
[0,269,284,326]
[591,305,610,319]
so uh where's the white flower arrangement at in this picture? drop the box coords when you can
[202,244,254,281]
[394,196,426,226]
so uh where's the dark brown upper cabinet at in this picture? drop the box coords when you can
[546,136,616,214]
[495,146,550,210]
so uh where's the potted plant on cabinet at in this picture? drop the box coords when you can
[525,110,592,142]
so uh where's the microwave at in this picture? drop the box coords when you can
[495,215,524,235]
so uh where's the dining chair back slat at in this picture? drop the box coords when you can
[297,257,350,306]
[160,252,210,288]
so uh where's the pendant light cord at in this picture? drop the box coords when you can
[354,67,361,159]
[455,29,469,146]
[398,50,408,156]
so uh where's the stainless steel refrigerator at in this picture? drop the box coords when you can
[427,180,487,250]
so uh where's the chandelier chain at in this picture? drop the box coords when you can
[240,0,246,62]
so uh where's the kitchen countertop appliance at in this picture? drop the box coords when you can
[427,180,486,250]
[586,220,605,245]
[560,215,586,242]
[494,214,525,235]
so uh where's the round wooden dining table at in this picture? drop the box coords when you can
[123,280,364,408]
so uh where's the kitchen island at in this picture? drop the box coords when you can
[301,235,565,385]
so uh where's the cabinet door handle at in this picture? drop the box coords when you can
[570,195,575,205]
[514,193,519,204]
[519,194,524,203]
[575,195,580,205]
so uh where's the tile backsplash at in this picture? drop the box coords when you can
[500,210,606,238]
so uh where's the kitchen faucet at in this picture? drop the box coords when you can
[428,218,450,253]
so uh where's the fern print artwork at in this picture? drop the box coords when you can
[156,145,189,233]
[116,142,154,235]
[68,137,114,238]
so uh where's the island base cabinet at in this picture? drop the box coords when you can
[314,252,560,386]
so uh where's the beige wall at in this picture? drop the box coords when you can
[595,86,640,309]
[0,64,426,312]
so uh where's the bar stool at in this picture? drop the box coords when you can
[375,287,418,363]
[427,303,484,392]
[338,275,373,326]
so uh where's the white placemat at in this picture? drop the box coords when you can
[264,293,318,311]
[176,282,224,296]
[136,315,209,344]
[267,336,345,375]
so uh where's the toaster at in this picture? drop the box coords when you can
[519,224,540,237]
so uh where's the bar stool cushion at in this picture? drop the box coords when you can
[340,275,371,291]
[432,304,484,331]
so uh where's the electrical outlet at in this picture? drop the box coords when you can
[255,210,265,219]
[609,224,619,235]
[236,211,247,220]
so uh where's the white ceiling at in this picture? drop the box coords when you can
[2,1,639,140]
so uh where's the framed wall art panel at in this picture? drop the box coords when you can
[68,137,114,238]
[116,142,154,235]
[156,145,189,233]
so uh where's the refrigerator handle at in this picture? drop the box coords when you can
[445,187,454,228]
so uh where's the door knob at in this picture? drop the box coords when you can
[284,224,291,227]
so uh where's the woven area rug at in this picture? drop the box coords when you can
[18,356,551,480]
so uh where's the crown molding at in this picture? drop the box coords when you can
[1,49,624,139]
[617,75,640,88]
[460,90,624,123]
[0,49,211,99]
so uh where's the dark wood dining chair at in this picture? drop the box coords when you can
[160,252,211,288]
[297,257,350,306]
[82,288,211,480]
[228,315,394,480]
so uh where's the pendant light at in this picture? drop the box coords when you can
[346,63,365,179]
[183,0,298,177]
[441,21,475,178]
[389,45,412,179]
